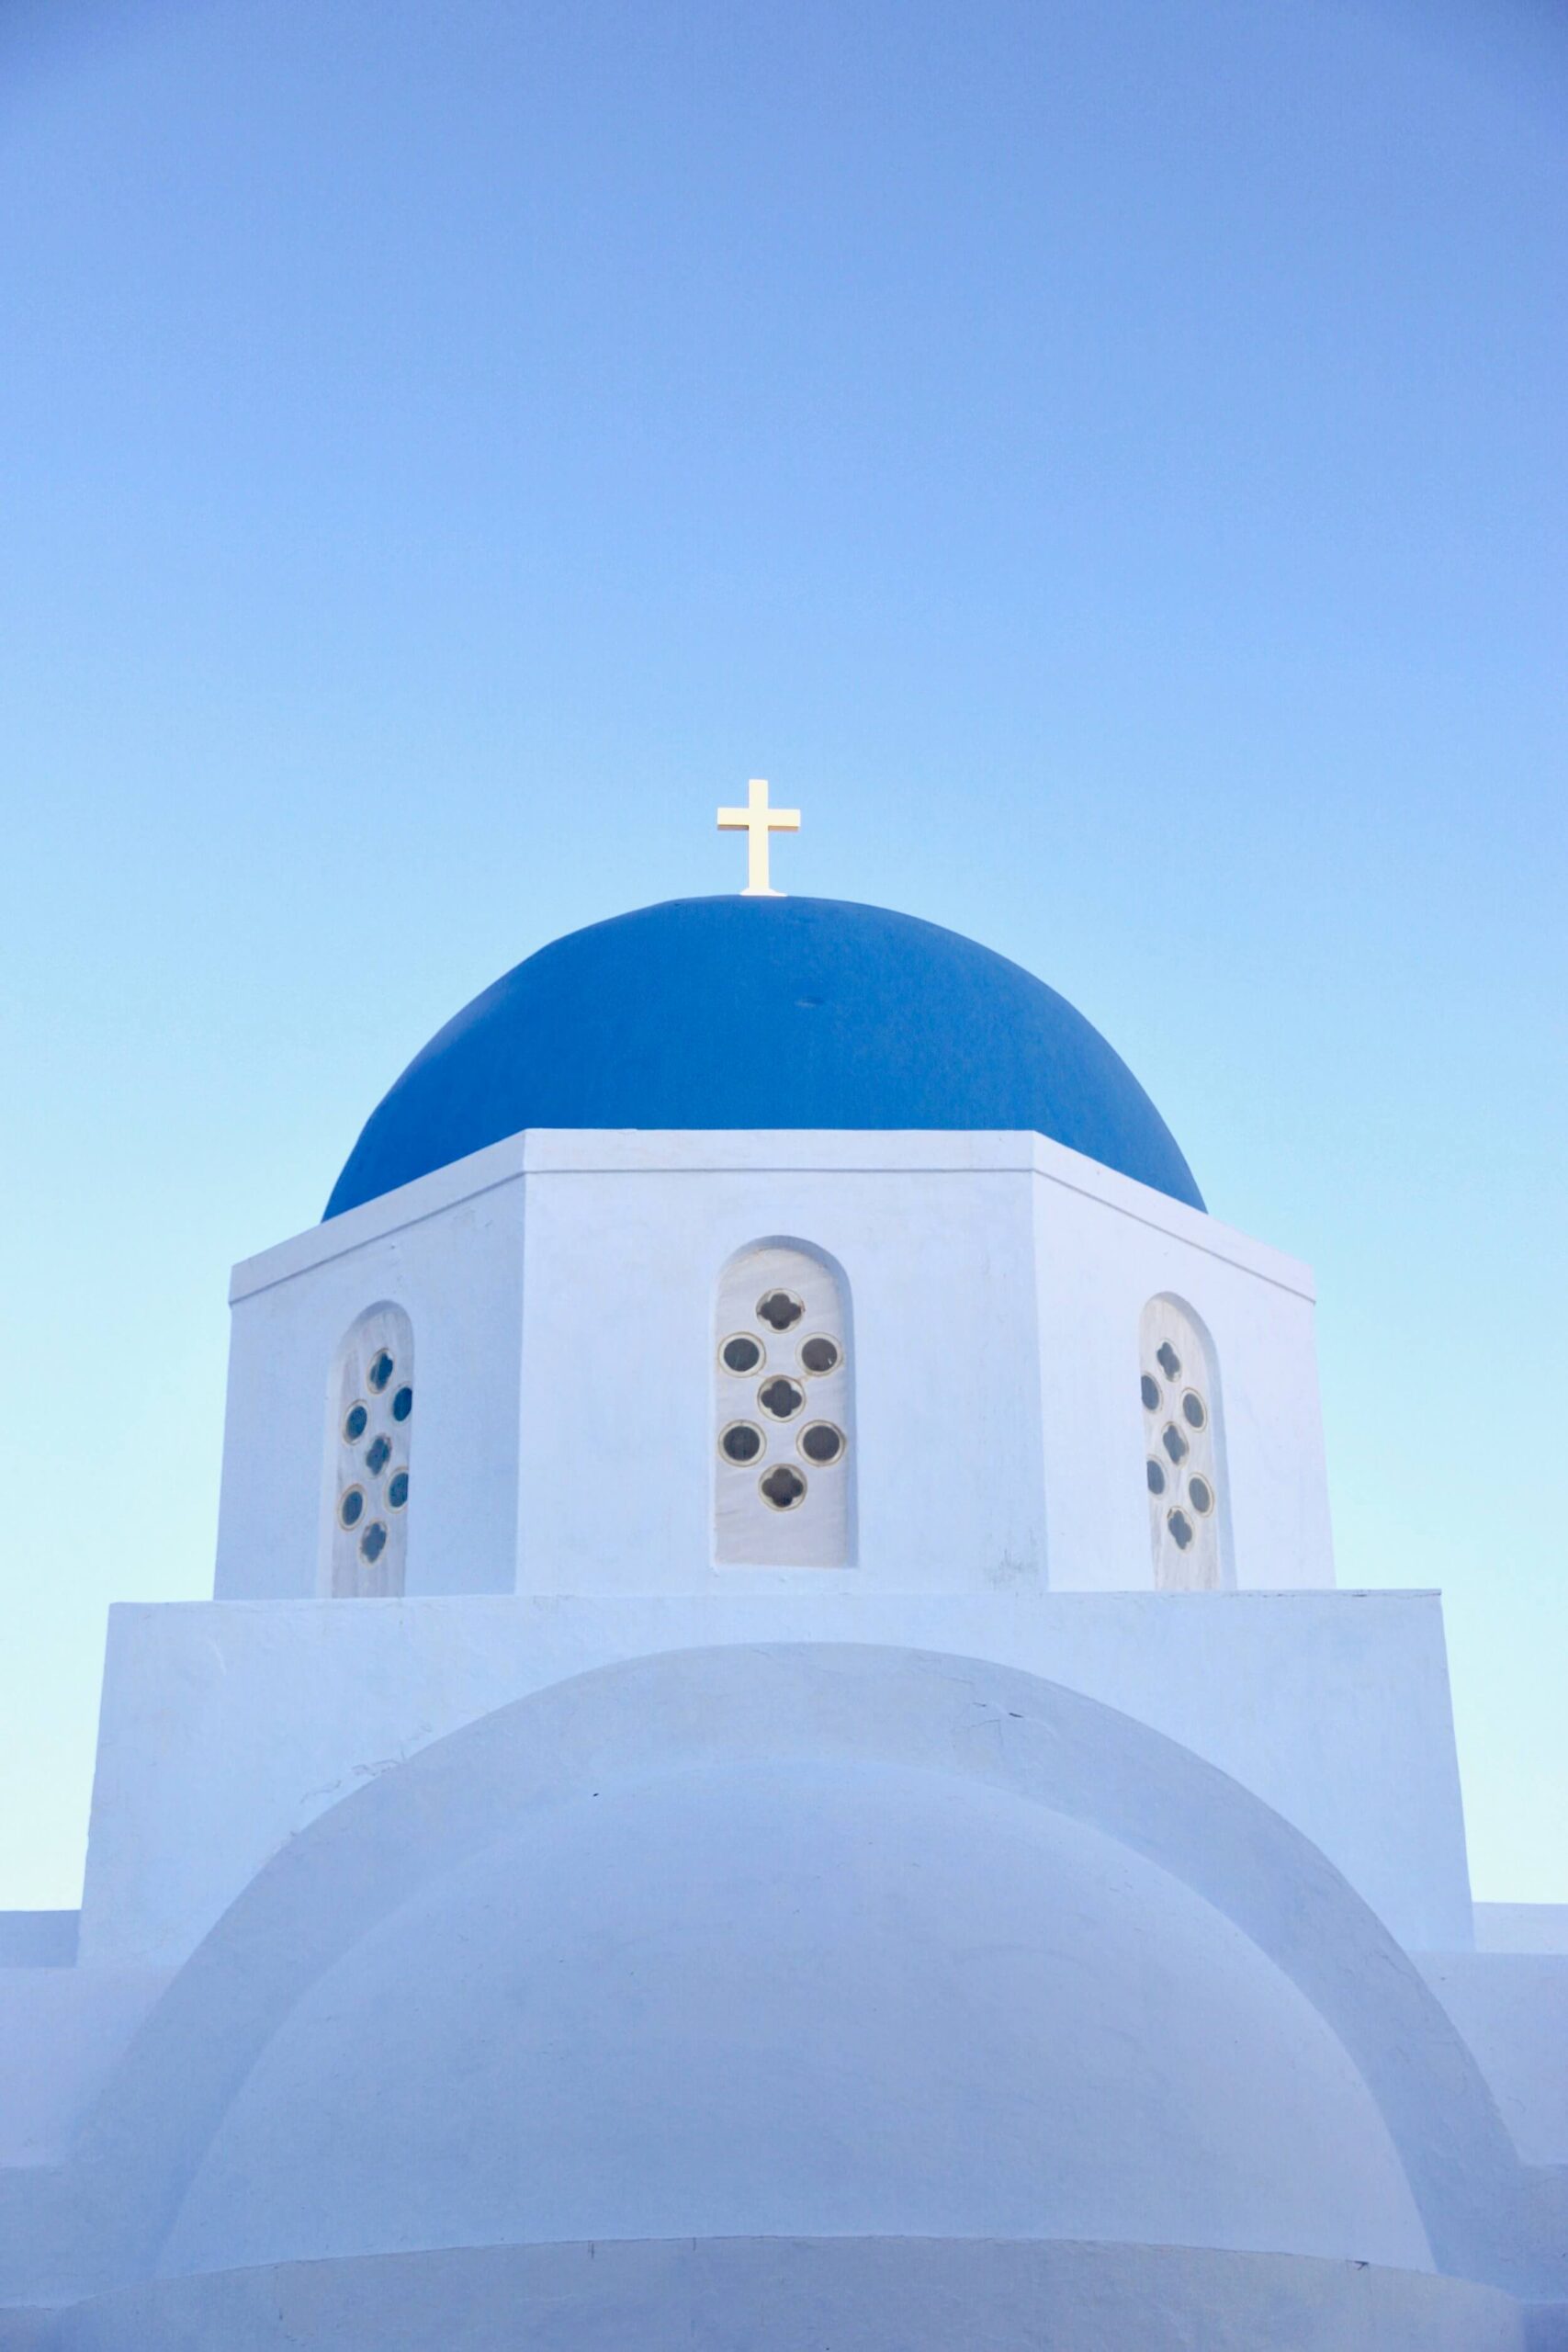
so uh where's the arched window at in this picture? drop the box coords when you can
[1139,1296,1226,1592]
[714,1241,852,1567]
[326,1304,413,1597]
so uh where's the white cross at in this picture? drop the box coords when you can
[716,777,801,897]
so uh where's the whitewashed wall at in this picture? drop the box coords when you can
[76,1587,1472,1970]
[216,1129,1332,1601]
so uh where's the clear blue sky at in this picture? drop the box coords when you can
[1,0,1563,1908]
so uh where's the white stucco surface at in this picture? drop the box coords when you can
[160,1760,1431,2273]
[5,1636,1563,2337]
[1475,1904,1568,1955]
[38,2240,1546,2352]
[8,1114,1564,2348]
[1419,1953,1568,2165]
[214,1129,1334,1601]
[78,1586,1472,1969]
[0,1969,168,2165]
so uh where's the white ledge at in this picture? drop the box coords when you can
[230,1129,1314,1305]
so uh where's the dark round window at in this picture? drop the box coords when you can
[798,1420,844,1465]
[366,1434,391,1477]
[1161,1422,1189,1465]
[758,1374,807,1421]
[760,1463,807,1510]
[756,1289,805,1333]
[367,1349,394,1394]
[359,1521,388,1564]
[1140,1373,1160,1413]
[1181,1389,1207,1430]
[391,1385,413,1423]
[1167,1508,1194,1551]
[799,1335,840,1376]
[719,1420,764,1465]
[1188,1475,1213,1515]
[1145,1457,1166,1496]
[720,1334,765,1375]
[343,1401,368,1443]
[387,1468,409,1511]
[1156,1341,1181,1382]
[338,1486,366,1529]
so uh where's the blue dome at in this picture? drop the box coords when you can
[324,897,1203,1219]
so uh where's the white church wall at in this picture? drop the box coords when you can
[513,1134,1045,1594]
[75,1587,1472,1971]
[216,1136,527,1600]
[0,1967,169,2165]
[1474,1903,1568,1954]
[156,1760,1431,2276]
[39,2237,1538,2352]
[1416,1953,1568,2165]
[1032,1158,1333,1593]
[214,1127,1329,1602]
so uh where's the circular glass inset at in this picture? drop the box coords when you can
[799,1334,840,1377]
[1145,1457,1167,1496]
[1156,1341,1181,1382]
[798,1419,845,1465]
[359,1521,388,1564]
[1181,1389,1207,1431]
[760,1463,807,1510]
[387,1468,409,1511]
[337,1485,366,1529]
[720,1333,765,1376]
[1161,1421,1190,1465]
[391,1385,413,1423]
[758,1374,807,1421]
[1188,1475,1213,1515]
[756,1289,805,1333]
[1167,1508,1195,1551]
[1140,1373,1160,1413]
[365,1433,391,1477]
[367,1349,394,1394]
[718,1420,764,1465]
[343,1400,369,1443]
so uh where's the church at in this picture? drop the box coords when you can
[1,789,1563,2349]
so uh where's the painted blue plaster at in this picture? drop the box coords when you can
[324,897,1203,1219]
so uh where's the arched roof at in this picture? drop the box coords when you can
[64,1645,1521,2292]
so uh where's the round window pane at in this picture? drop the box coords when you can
[337,1486,366,1529]
[718,1420,764,1465]
[1161,1422,1189,1465]
[359,1521,388,1564]
[799,1335,840,1377]
[1181,1389,1207,1430]
[1167,1508,1194,1551]
[1140,1374,1160,1413]
[798,1420,844,1465]
[720,1334,765,1375]
[387,1468,409,1511]
[1189,1475,1213,1515]
[1156,1341,1181,1382]
[1145,1457,1166,1496]
[758,1374,807,1421]
[391,1385,413,1423]
[367,1350,394,1394]
[760,1463,807,1511]
[343,1401,369,1443]
[366,1434,391,1477]
[756,1289,805,1333]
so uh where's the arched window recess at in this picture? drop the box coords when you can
[324,1303,414,1597]
[1138,1295,1227,1592]
[714,1239,853,1568]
